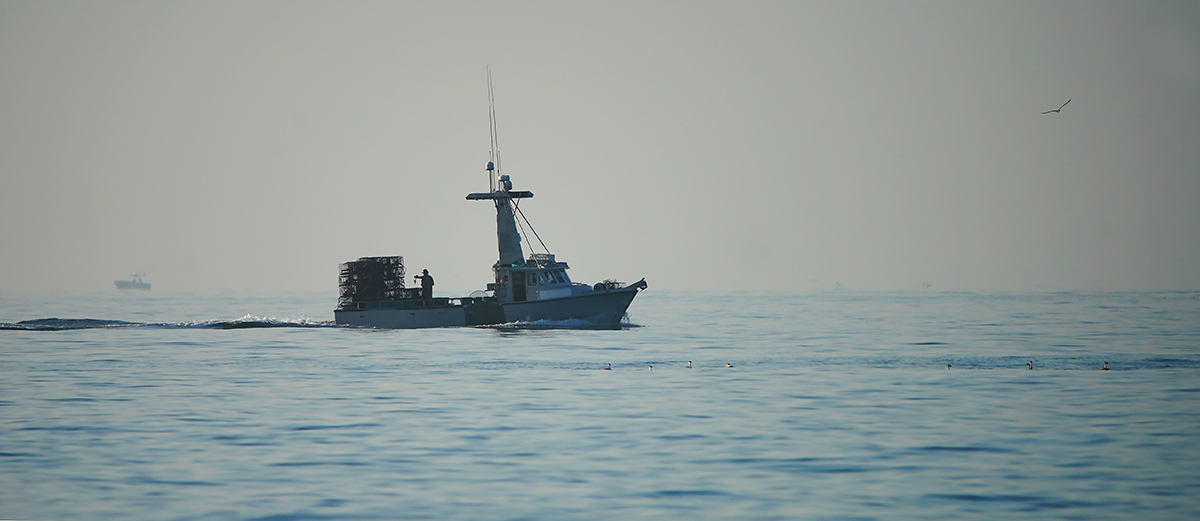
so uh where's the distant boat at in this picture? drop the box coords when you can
[114,276,150,291]
[115,266,154,291]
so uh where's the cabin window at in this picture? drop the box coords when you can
[553,271,566,284]
[538,273,548,285]
[527,272,536,286]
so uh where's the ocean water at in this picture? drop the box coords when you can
[2,290,1199,520]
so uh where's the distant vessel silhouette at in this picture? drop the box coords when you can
[114,276,150,291]
[115,267,153,291]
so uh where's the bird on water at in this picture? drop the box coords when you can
[726,363,734,368]
[1027,360,1033,370]
[603,363,612,371]
[1102,361,1110,371]
[687,361,692,369]
[648,364,653,371]
[1042,99,1071,114]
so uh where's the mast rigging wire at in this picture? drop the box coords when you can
[513,200,551,255]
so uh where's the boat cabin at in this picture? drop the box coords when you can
[489,253,595,303]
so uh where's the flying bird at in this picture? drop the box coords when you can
[1041,99,1071,114]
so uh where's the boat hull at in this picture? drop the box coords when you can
[335,305,467,329]
[334,284,642,329]
[501,285,639,323]
[114,281,151,291]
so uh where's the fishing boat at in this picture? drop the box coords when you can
[333,73,646,329]
[114,267,153,291]
[114,276,151,291]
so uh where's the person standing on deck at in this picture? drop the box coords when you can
[414,269,435,306]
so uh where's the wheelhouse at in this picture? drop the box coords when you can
[489,253,593,303]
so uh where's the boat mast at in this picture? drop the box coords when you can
[469,67,530,267]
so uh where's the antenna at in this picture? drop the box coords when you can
[487,66,501,192]
[487,67,493,191]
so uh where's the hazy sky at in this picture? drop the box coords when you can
[1,1,1197,295]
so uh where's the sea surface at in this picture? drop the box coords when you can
[2,289,1199,520]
